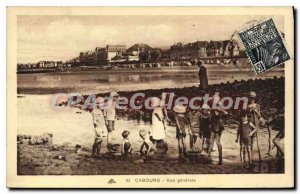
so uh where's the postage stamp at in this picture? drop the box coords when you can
[239,18,290,74]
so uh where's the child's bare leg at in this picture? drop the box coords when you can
[240,145,244,162]
[247,145,252,164]
[178,139,182,155]
[199,137,203,152]
[267,126,272,155]
[92,141,97,155]
[153,140,157,149]
[107,120,114,147]
[250,136,254,152]
[97,140,102,155]
[243,146,246,162]
[189,135,194,149]
[182,138,186,154]
[97,143,101,155]
[207,137,211,152]
[216,134,222,165]
[139,142,145,156]
[190,135,198,150]
[208,133,215,156]
[162,139,168,154]
[107,132,112,146]
[92,138,102,155]
[273,138,284,157]
[201,138,206,151]
[193,135,198,149]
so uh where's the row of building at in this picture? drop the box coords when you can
[70,40,242,66]
[18,40,244,69]
[169,40,240,60]
[72,43,160,66]
[17,61,63,69]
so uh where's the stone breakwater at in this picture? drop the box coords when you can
[58,76,284,125]
[17,133,53,145]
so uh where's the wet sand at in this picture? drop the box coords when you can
[17,143,284,175]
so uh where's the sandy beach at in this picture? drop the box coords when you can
[17,144,284,175]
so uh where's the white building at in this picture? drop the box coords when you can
[106,45,126,61]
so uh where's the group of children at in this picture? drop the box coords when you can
[89,91,284,165]
[172,96,228,165]
[171,91,269,165]
[88,93,159,158]
[89,92,119,156]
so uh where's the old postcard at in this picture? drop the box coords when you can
[7,7,294,188]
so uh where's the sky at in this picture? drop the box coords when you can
[17,15,284,63]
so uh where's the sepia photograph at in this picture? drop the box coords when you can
[6,6,294,188]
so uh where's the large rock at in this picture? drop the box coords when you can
[40,133,53,145]
[29,133,53,145]
[17,134,32,142]
[20,138,30,145]
[29,136,43,145]
[51,144,61,151]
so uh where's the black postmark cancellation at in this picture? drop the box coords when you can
[239,18,290,74]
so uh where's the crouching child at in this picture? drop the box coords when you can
[139,129,156,157]
[121,130,133,156]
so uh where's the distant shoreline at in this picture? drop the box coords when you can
[17,66,284,75]
[16,65,210,74]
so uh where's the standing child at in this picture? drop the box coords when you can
[266,113,285,158]
[247,91,262,161]
[236,111,257,164]
[103,91,119,149]
[174,104,189,157]
[272,115,285,158]
[200,104,211,152]
[151,97,168,154]
[90,104,106,156]
[188,109,202,152]
[139,129,156,157]
[208,102,228,165]
[121,130,133,156]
